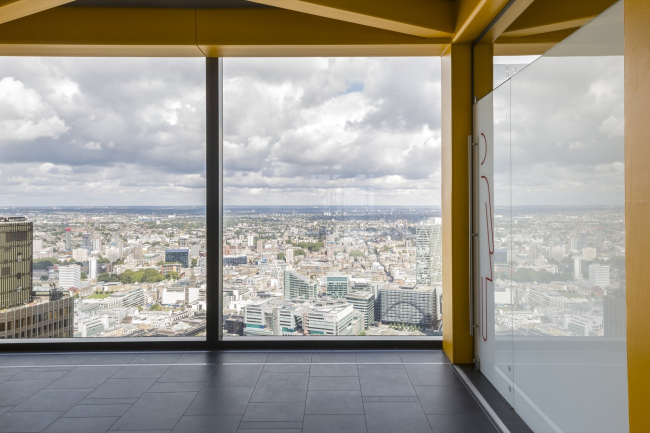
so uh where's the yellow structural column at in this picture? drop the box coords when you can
[625,1,650,431]
[441,43,473,364]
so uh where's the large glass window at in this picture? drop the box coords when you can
[222,57,442,338]
[0,57,206,339]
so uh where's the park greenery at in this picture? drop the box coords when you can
[98,268,169,284]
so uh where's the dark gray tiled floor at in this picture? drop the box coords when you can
[0,351,532,433]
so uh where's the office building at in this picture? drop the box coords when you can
[58,265,81,290]
[345,290,375,329]
[165,248,190,268]
[0,295,74,339]
[72,248,88,262]
[416,218,442,285]
[574,256,582,280]
[89,257,97,280]
[223,255,247,266]
[284,270,317,300]
[589,264,610,288]
[379,283,436,328]
[326,275,349,299]
[0,218,33,310]
[303,300,354,335]
[82,232,92,252]
[64,226,72,251]
[179,236,189,247]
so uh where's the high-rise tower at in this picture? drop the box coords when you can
[416,218,442,286]
[0,217,33,309]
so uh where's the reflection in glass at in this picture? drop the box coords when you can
[222,58,442,338]
[0,58,207,339]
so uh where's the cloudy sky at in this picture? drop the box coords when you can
[0,49,623,208]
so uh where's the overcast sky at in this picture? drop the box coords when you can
[0,51,623,208]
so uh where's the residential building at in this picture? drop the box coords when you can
[284,270,317,300]
[58,265,81,290]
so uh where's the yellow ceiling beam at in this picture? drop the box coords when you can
[453,0,510,43]
[494,28,578,56]
[0,0,73,25]
[0,6,450,57]
[476,0,534,43]
[503,0,618,37]
[245,0,455,38]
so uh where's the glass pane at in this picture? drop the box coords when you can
[0,58,206,339]
[222,57,442,338]
[510,2,627,431]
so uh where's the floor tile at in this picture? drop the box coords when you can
[148,382,205,393]
[311,353,357,363]
[38,354,93,366]
[48,366,122,389]
[404,365,460,386]
[0,366,25,376]
[185,386,254,415]
[206,365,264,387]
[362,396,419,402]
[87,378,157,399]
[303,414,367,433]
[414,385,483,415]
[8,370,70,381]
[364,402,432,433]
[63,404,132,418]
[0,355,48,367]
[263,364,311,373]
[83,354,138,365]
[359,368,415,397]
[110,392,197,431]
[355,352,401,364]
[12,388,92,412]
[236,430,301,433]
[309,365,357,377]
[426,414,499,433]
[305,391,364,415]
[43,416,119,433]
[156,365,217,382]
[129,353,182,364]
[239,422,303,429]
[175,352,224,364]
[0,411,63,433]
[79,398,139,405]
[0,407,10,416]
[243,403,305,422]
[222,352,268,363]
[0,379,55,406]
[308,376,360,391]
[267,353,313,363]
[398,351,449,364]
[112,365,170,379]
[251,373,309,403]
[171,415,241,433]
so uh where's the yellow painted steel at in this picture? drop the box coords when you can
[473,43,493,101]
[441,43,474,364]
[494,28,577,56]
[626,2,650,431]
[453,0,510,43]
[0,0,73,25]
[197,8,448,57]
[246,0,455,38]
[476,0,534,44]
[0,7,203,56]
[0,6,449,57]
[504,0,617,37]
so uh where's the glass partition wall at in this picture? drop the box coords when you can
[222,57,443,338]
[0,58,207,340]
[474,2,627,432]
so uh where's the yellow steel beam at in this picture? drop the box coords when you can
[197,8,449,57]
[245,0,455,38]
[494,28,577,56]
[476,0,534,44]
[0,7,202,56]
[626,1,650,431]
[441,43,474,364]
[0,6,450,57]
[503,0,618,37]
[0,0,73,25]
[453,0,510,44]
